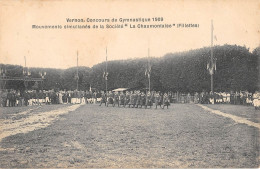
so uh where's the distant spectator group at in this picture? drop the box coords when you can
[0,89,101,107]
[0,89,260,110]
[171,91,260,109]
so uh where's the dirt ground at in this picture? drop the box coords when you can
[0,103,259,168]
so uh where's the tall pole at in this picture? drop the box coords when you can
[210,20,214,93]
[24,56,28,90]
[148,47,151,93]
[105,47,108,97]
[24,56,27,68]
[76,50,79,90]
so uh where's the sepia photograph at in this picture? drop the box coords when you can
[0,0,259,168]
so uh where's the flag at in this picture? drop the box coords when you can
[207,60,216,75]
[145,64,152,77]
[213,58,217,71]
[103,72,108,80]
[145,68,151,77]
[75,73,79,80]
[209,68,213,75]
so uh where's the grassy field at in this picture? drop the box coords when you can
[0,103,259,168]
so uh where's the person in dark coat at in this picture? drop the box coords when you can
[135,91,141,108]
[24,90,30,106]
[106,91,114,107]
[124,91,130,108]
[145,91,153,109]
[140,92,146,108]
[119,91,125,107]
[1,90,7,107]
[113,91,119,107]
[99,92,107,106]
[154,92,162,109]
[162,93,170,109]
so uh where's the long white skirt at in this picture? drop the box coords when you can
[253,99,260,107]
[71,98,77,104]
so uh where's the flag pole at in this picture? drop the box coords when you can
[24,56,27,68]
[105,47,108,98]
[24,55,26,76]
[148,47,151,93]
[210,20,214,93]
[76,50,79,90]
[24,55,27,90]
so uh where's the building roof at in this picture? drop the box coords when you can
[112,88,128,92]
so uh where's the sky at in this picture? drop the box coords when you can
[0,0,259,69]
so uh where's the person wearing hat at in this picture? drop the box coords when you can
[140,91,146,108]
[23,90,29,106]
[162,92,170,109]
[154,91,162,109]
[246,92,253,106]
[85,91,90,104]
[194,92,199,104]
[113,91,119,107]
[106,91,114,107]
[1,90,7,107]
[7,90,12,107]
[119,91,125,107]
[132,90,138,108]
[124,91,130,107]
[135,90,141,108]
[145,91,153,109]
[128,91,134,108]
[99,91,107,106]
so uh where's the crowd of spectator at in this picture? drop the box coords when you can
[0,89,101,107]
[0,89,259,110]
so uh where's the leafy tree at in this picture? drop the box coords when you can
[1,45,259,92]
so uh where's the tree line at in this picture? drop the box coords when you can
[1,44,259,93]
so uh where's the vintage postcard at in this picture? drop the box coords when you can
[0,0,259,168]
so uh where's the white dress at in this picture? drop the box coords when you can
[253,93,259,107]
[59,93,63,104]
